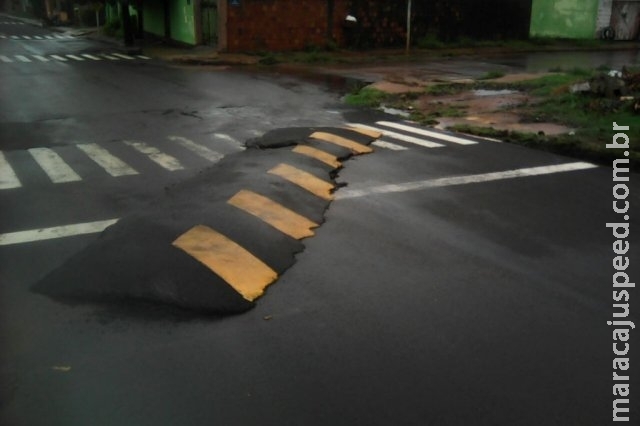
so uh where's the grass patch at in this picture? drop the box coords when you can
[344,87,390,108]
[478,70,506,80]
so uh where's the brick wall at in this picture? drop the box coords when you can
[226,0,348,52]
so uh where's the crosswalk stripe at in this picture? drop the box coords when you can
[173,225,278,302]
[33,55,49,62]
[33,35,43,39]
[214,133,240,145]
[228,189,319,240]
[15,55,31,62]
[124,140,184,171]
[22,35,31,39]
[45,35,54,39]
[268,163,335,200]
[65,54,84,61]
[81,54,101,61]
[101,54,119,60]
[0,55,13,63]
[28,148,82,183]
[137,55,151,60]
[0,219,119,246]
[348,123,444,148]
[377,121,479,146]
[10,35,19,39]
[112,53,135,60]
[292,145,342,168]
[168,135,223,163]
[50,54,68,61]
[310,131,373,154]
[76,143,138,177]
[372,140,409,151]
[0,151,22,189]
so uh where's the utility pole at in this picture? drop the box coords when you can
[406,0,412,54]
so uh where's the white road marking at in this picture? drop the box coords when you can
[0,219,119,246]
[337,162,599,199]
[214,133,240,145]
[137,55,151,60]
[377,121,479,145]
[81,54,101,61]
[347,123,444,148]
[0,152,22,189]
[50,55,68,61]
[101,54,119,60]
[112,53,134,60]
[33,35,43,39]
[76,143,138,177]
[22,35,31,39]
[168,136,224,163]
[28,148,82,183]
[10,35,19,39]
[0,55,13,63]
[65,54,84,61]
[33,55,49,62]
[124,140,184,171]
[15,55,31,62]
[372,140,409,151]
[45,35,54,39]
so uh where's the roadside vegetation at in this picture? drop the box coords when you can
[345,67,640,169]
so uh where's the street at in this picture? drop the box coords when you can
[1,16,640,425]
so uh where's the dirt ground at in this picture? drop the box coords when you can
[369,73,575,136]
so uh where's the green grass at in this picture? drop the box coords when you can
[343,87,390,107]
[477,70,506,80]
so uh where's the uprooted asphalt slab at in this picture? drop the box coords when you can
[32,127,377,316]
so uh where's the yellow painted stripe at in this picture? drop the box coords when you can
[310,131,373,154]
[268,163,335,200]
[292,145,342,169]
[346,126,382,139]
[228,190,319,239]
[172,225,278,301]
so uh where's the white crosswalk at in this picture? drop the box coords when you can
[0,34,74,40]
[349,121,481,151]
[0,52,150,64]
[0,136,231,190]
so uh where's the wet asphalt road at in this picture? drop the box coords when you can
[2,16,640,425]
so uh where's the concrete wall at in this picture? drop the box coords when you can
[143,1,165,37]
[530,0,600,38]
[597,0,614,32]
[169,0,196,44]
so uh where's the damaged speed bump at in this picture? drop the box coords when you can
[33,127,380,315]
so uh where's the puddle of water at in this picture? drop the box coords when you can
[473,89,519,97]
[380,106,411,118]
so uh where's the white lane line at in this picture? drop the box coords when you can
[347,123,444,148]
[168,135,223,163]
[0,152,22,190]
[0,55,13,63]
[15,55,31,62]
[372,140,409,151]
[0,219,119,246]
[123,140,184,171]
[65,54,85,61]
[112,53,135,60]
[50,54,68,61]
[33,55,49,62]
[76,143,138,177]
[81,54,101,61]
[28,148,82,183]
[377,121,479,146]
[337,162,599,199]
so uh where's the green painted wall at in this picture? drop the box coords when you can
[170,0,196,45]
[142,0,196,45]
[530,0,599,39]
[143,1,165,37]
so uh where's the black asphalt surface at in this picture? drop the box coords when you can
[2,14,640,426]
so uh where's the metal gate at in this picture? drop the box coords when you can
[201,0,218,45]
